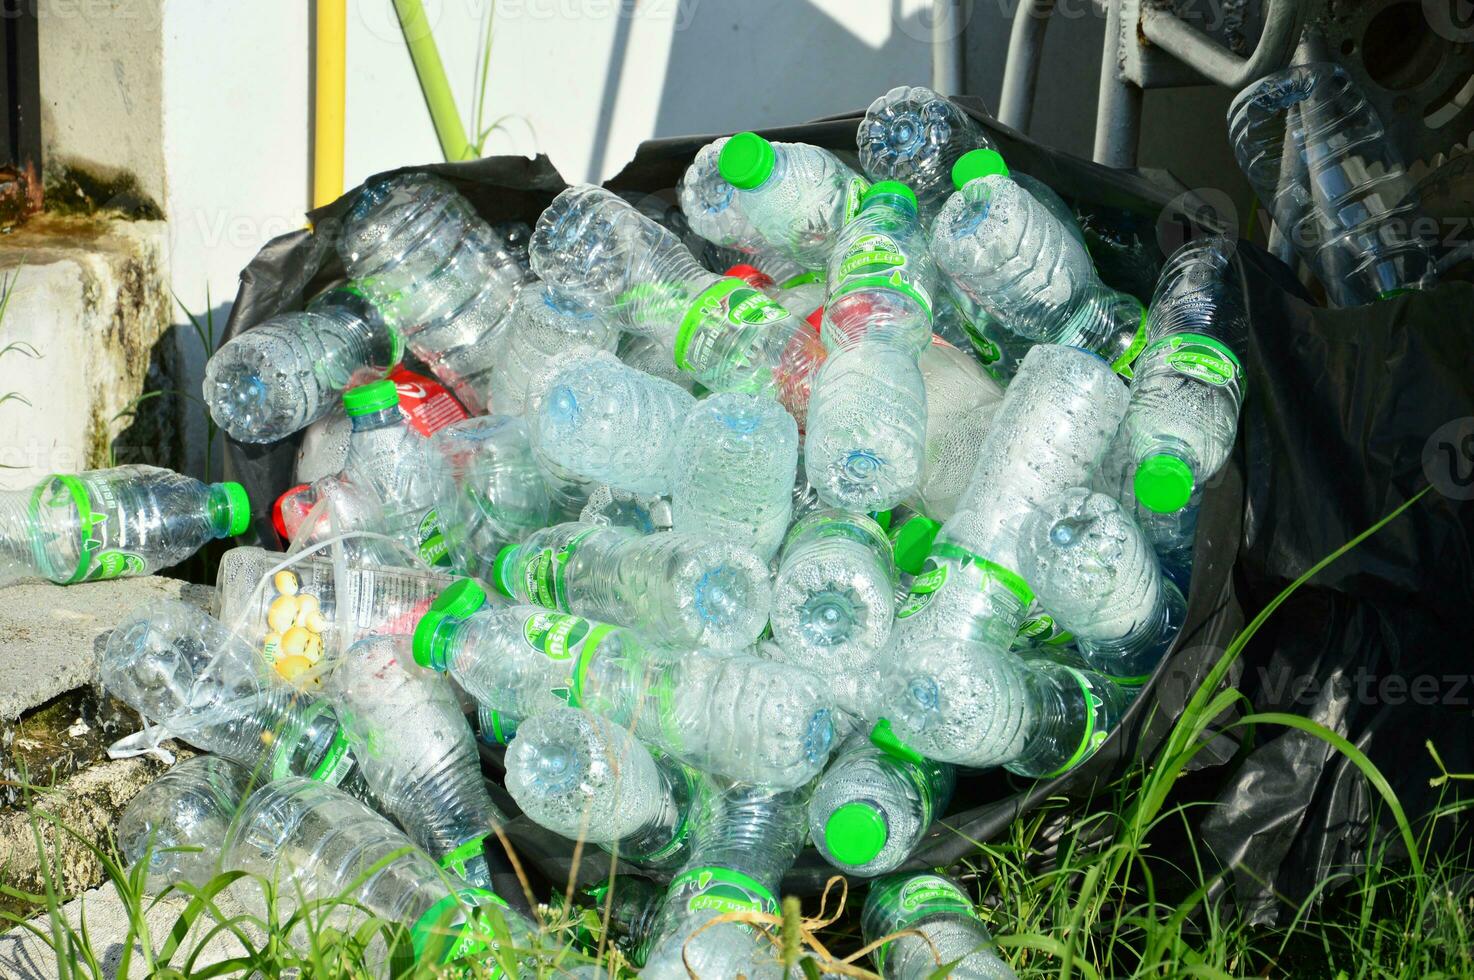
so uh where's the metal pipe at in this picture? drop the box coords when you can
[932,0,966,95]
[998,0,1056,131]
[312,0,347,209]
[393,0,475,162]
[1139,0,1303,90]
[1093,0,1142,167]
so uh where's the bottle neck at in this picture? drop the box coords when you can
[206,484,236,537]
[348,405,405,432]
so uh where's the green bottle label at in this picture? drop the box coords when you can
[28,474,152,584]
[520,529,596,609]
[438,835,490,879]
[962,318,1003,365]
[1148,332,1242,388]
[1016,610,1075,646]
[829,232,933,316]
[895,562,948,620]
[520,610,613,707]
[1110,304,1149,379]
[408,887,512,970]
[673,277,792,375]
[272,701,355,785]
[873,875,977,970]
[1041,667,1111,778]
[895,544,1032,621]
[667,867,777,918]
[843,176,871,222]
[417,508,450,566]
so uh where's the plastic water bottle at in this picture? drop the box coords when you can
[1018,489,1185,684]
[671,392,798,561]
[326,634,507,888]
[942,286,1034,384]
[214,545,452,682]
[1112,237,1248,517]
[222,777,534,971]
[915,339,1004,521]
[770,509,897,683]
[272,473,405,567]
[117,755,254,892]
[530,185,824,415]
[586,874,666,967]
[204,284,400,444]
[100,599,367,792]
[488,522,771,649]
[340,380,447,566]
[579,484,673,535]
[679,137,808,284]
[337,173,528,413]
[503,706,699,870]
[717,132,869,271]
[1228,62,1436,306]
[0,465,250,588]
[861,873,1017,980]
[426,416,554,579]
[806,181,938,510]
[531,350,696,497]
[857,84,996,223]
[295,406,354,484]
[930,150,1147,374]
[808,725,954,876]
[617,332,697,392]
[624,187,750,277]
[487,281,618,417]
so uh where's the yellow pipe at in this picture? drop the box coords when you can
[313,0,348,209]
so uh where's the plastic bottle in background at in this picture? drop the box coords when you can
[214,545,451,684]
[273,474,406,567]
[426,415,553,580]
[340,380,448,566]
[579,484,674,535]
[503,706,699,870]
[487,280,619,417]
[717,132,869,271]
[776,272,827,323]
[587,874,666,968]
[857,84,996,223]
[616,332,697,392]
[1018,489,1185,684]
[530,185,824,415]
[336,173,528,412]
[861,873,1017,980]
[295,406,354,484]
[915,338,1004,520]
[100,599,368,793]
[679,137,808,284]
[930,150,1147,375]
[204,284,400,444]
[531,350,696,496]
[1111,236,1248,519]
[808,725,953,876]
[414,582,834,788]
[806,181,938,510]
[671,392,798,561]
[0,465,250,588]
[1228,63,1436,306]
[624,187,750,276]
[769,509,897,700]
[117,755,254,892]
[489,522,770,649]
[222,777,535,971]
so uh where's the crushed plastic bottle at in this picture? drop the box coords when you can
[117,755,254,892]
[861,872,1018,979]
[487,280,619,416]
[0,465,249,588]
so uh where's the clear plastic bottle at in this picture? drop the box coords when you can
[222,777,535,971]
[531,350,697,496]
[579,484,673,535]
[808,725,954,876]
[530,184,824,415]
[486,280,618,417]
[204,284,399,444]
[861,873,1017,980]
[769,509,897,687]
[671,392,798,561]
[340,380,447,566]
[857,84,996,223]
[1228,62,1436,307]
[588,874,666,967]
[294,405,354,484]
[117,755,254,892]
[0,465,250,588]
[915,339,1004,521]
[930,150,1147,375]
[717,132,869,272]
[617,332,697,392]
[488,522,770,649]
[326,634,507,888]
[1018,489,1184,684]
[100,599,368,792]
[1112,236,1248,517]
[273,472,405,566]
[426,415,554,579]
[503,706,698,870]
[679,137,808,284]
[806,181,939,510]
[337,173,528,412]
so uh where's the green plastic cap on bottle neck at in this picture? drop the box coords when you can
[951,148,1009,190]
[825,802,889,866]
[412,578,487,670]
[861,180,918,214]
[215,482,252,537]
[490,544,520,599]
[342,379,400,417]
[1134,454,1195,513]
[718,132,777,189]
[891,514,941,576]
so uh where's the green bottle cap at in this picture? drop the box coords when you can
[718,132,777,189]
[342,379,400,417]
[869,717,927,766]
[891,514,941,576]
[218,482,252,537]
[825,802,888,866]
[412,578,487,669]
[490,544,519,598]
[1133,454,1195,513]
[862,180,918,212]
[951,148,1009,190]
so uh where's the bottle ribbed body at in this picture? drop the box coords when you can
[488,281,618,416]
[1004,656,1127,777]
[344,407,446,566]
[915,340,1004,521]
[117,755,254,892]
[861,873,1017,980]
